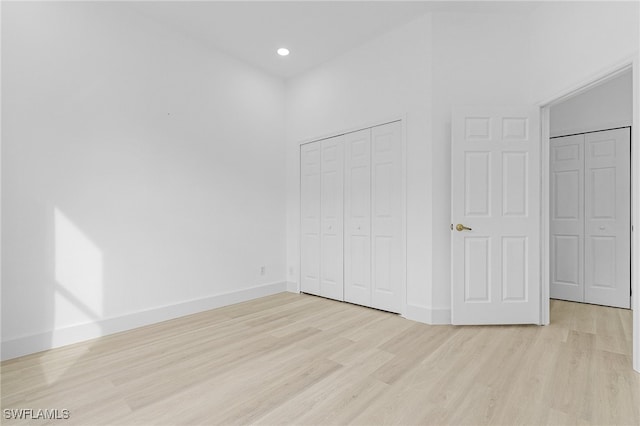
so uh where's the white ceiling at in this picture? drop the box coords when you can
[129,1,540,79]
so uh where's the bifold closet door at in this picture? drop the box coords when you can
[344,129,372,307]
[300,142,321,296]
[370,122,403,313]
[344,122,402,313]
[550,134,584,303]
[320,136,344,300]
[302,121,402,312]
[550,127,630,309]
[300,136,344,301]
[584,128,630,309]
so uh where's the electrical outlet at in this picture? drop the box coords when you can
[260,266,266,276]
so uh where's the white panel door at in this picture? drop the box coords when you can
[451,107,540,325]
[584,128,630,308]
[344,129,372,307]
[320,136,344,301]
[550,134,584,303]
[300,142,321,296]
[371,121,402,313]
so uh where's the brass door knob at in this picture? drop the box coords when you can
[456,224,472,232]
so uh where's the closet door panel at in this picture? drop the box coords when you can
[584,128,630,308]
[320,136,344,301]
[344,129,371,307]
[371,121,402,313]
[300,142,321,296]
[549,134,584,303]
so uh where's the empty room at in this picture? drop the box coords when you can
[1,1,639,425]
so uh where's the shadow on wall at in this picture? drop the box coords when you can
[54,207,103,330]
[41,208,104,383]
[1,207,105,386]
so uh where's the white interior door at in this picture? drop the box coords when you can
[320,136,344,301]
[371,121,402,313]
[451,107,540,325]
[344,129,372,307]
[584,128,631,308]
[550,134,584,303]
[300,142,321,296]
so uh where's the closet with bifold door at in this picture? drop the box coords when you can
[550,127,631,309]
[300,121,403,313]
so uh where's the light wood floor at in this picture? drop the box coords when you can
[1,293,638,425]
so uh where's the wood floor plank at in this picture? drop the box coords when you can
[256,349,392,425]
[1,293,638,426]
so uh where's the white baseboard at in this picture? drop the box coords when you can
[403,304,451,325]
[429,306,452,325]
[286,281,299,293]
[1,281,287,361]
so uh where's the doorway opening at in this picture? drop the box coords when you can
[539,60,638,374]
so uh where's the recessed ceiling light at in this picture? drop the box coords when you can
[277,48,290,57]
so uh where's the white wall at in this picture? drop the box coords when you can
[529,1,639,104]
[285,15,434,320]
[550,70,632,137]
[1,2,286,359]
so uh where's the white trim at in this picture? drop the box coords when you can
[535,58,634,107]
[286,281,298,293]
[0,0,4,369]
[429,307,452,325]
[298,144,303,298]
[297,115,408,317]
[632,54,639,373]
[297,116,406,147]
[540,106,551,326]
[550,120,632,139]
[1,281,287,361]
[404,304,431,323]
[538,54,639,373]
[403,304,451,325]
[400,114,408,318]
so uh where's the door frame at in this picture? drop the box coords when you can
[538,55,639,373]
[297,116,408,317]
